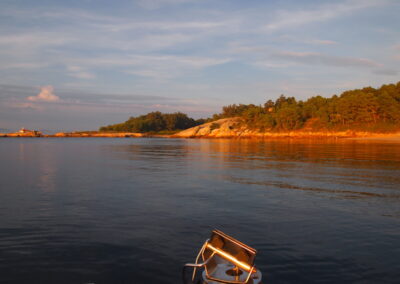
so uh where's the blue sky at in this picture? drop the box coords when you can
[0,0,399,131]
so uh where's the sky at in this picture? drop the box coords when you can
[0,0,399,132]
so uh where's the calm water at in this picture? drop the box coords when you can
[0,138,399,284]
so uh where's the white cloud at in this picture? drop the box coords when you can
[0,33,73,48]
[67,66,95,79]
[94,20,229,33]
[253,62,294,69]
[0,5,238,82]
[6,101,42,110]
[68,54,231,68]
[227,43,272,55]
[126,69,175,80]
[136,0,198,9]
[66,54,231,81]
[264,0,388,32]
[27,86,60,102]
[1,62,49,69]
[273,51,381,68]
[306,39,338,45]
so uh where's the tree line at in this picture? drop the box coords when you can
[100,82,400,133]
[212,82,400,131]
[99,111,206,133]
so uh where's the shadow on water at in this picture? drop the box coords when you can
[0,138,400,283]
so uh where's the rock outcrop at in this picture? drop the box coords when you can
[174,118,244,138]
[174,117,400,138]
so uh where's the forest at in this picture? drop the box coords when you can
[213,81,400,131]
[100,82,400,133]
[99,111,205,133]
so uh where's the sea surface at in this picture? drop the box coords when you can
[0,138,399,284]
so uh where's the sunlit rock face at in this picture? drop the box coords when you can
[175,117,245,138]
[174,117,400,138]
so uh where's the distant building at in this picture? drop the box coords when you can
[18,127,42,136]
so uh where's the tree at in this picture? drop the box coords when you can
[99,111,201,132]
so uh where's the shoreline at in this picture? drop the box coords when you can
[0,132,170,138]
[2,131,400,140]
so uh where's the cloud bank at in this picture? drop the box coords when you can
[0,0,398,131]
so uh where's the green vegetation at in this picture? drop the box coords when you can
[100,82,400,134]
[212,82,400,132]
[99,111,203,133]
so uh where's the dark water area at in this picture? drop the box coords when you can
[0,138,399,284]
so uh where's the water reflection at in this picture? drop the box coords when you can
[0,138,399,284]
[16,141,59,192]
[106,139,400,201]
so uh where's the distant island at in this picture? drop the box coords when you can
[1,127,43,137]
[2,81,400,139]
[98,81,400,138]
[99,112,206,134]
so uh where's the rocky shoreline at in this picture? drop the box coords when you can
[0,132,168,138]
[172,118,400,139]
[2,118,400,139]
